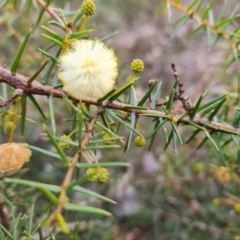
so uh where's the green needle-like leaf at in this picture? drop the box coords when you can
[42,34,63,46]
[150,80,162,109]
[108,77,138,102]
[147,118,167,139]
[187,0,198,11]
[27,59,49,85]
[204,130,219,151]
[194,0,204,13]
[38,48,59,62]
[190,94,203,119]
[44,125,70,167]
[64,203,111,217]
[38,185,59,205]
[41,48,61,84]
[147,120,159,152]
[72,9,83,26]
[214,133,226,165]
[0,0,9,9]
[5,178,116,204]
[11,26,33,75]
[171,121,183,145]
[166,88,176,112]
[138,80,158,106]
[202,0,217,19]
[95,121,124,143]
[48,95,56,135]
[85,144,120,150]
[124,112,137,152]
[21,95,27,139]
[171,16,190,37]
[186,25,205,39]
[41,26,64,42]
[69,29,93,39]
[97,89,116,103]
[106,109,142,137]
[100,31,118,42]
[76,162,130,168]
[198,94,228,111]
[56,214,70,234]
[186,128,201,143]
[208,98,226,121]
[59,8,67,27]
[48,20,65,30]
[28,94,47,121]
[164,130,173,151]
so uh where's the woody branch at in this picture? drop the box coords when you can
[0,65,239,136]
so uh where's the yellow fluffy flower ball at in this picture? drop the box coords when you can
[0,143,32,173]
[58,40,118,100]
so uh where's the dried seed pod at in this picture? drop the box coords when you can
[0,143,32,173]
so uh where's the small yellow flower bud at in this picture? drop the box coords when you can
[172,117,178,123]
[134,136,146,147]
[130,59,144,73]
[102,131,115,145]
[235,203,240,213]
[6,3,15,13]
[193,162,205,173]
[81,0,96,16]
[86,167,109,183]
[8,113,15,121]
[212,198,220,206]
[0,143,32,173]
[6,121,16,132]
[59,135,71,150]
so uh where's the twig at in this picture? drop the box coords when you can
[0,89,23,107]
[163,0,239,51]
[53,111,100,219]
[0,65,239,136]
[36,0,64,27]
[156,64,190,110]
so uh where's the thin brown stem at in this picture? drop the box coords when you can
[53,111,99,217]
[36,0,64,27]
[0,89,23,107]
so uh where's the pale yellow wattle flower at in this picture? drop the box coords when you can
[58,40,118,100]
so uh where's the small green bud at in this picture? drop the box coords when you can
[81,0,96,16]
[134,136,146,147]
[86,167,109,183]
[130,59,144,73]
[102,131,115,145]
[59,135,71,150]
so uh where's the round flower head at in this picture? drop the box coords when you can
[81,0,96,16]
[134,135,146,147]
[58,40,118,100]
[0,143,32,173]
[131,58,144,73]
[86,167,109,183]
